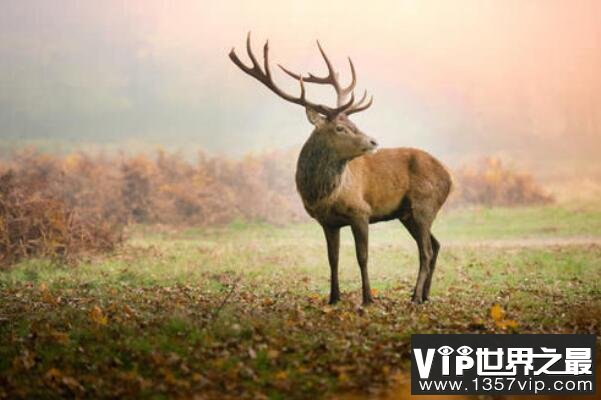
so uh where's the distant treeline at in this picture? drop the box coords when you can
[0,149,552,266]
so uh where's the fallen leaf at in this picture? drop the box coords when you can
[42,291,59,305]
[274,370,288,380]
[44,367,63,387]
[39,283,59,305]
[308,293,320,302]
[123,304,135,317]
[89,305,108,326]
[497,319,519,329]
[490,304,505,321]
[62,376,84,394]
[490,304,519,330]
[262,298,275,306]
[338,372,350,384]
[321,306,333,314]
[12,349,36,371]
[49,330,70,345]
[248,348,257,359]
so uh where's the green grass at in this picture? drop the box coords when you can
[1,205,601,399]
[434,206,601,240]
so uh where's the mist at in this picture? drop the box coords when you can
[1,0,600,178]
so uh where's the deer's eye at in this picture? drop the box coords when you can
[335,125,345,132]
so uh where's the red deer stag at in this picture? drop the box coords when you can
[229,33,451,304]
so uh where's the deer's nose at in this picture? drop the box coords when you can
[369,139,378,147]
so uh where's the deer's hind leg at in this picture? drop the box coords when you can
[400,210,435,304]
[423,234,440,301]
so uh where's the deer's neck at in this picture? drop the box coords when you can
[296,135,348,206]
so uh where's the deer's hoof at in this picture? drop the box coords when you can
[411,295,424,304]
[329,296,340,305]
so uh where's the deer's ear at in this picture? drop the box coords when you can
[306,108,325,127]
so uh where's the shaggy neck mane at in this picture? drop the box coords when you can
[296,134,347,205]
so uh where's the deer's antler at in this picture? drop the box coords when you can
[229,32,355,118]
[229,33,372,118]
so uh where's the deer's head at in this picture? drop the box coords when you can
[229,33,378,161]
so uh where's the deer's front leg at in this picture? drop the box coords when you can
[351,219,372,305]
[323,225,341,304]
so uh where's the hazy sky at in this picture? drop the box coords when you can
[1,1,600,171]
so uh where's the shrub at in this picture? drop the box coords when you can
[451,157,553,207]
[0,154,124,266]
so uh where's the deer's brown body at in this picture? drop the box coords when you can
[297,146,451,226]
[230,34,451,304]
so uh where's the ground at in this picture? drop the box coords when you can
[1,206,600,399]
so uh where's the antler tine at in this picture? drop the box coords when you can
[298,76,306,103]
[278,42,360,109]
[278,65,329,84]
[245,32,260,71]
[263,39,271,78]
[346,91,374,116]
[229,33,253,74]
[278,42,342,89]
[335,90,356,114]
[353,90,368,107]
[339,57,357,98]
[315,41,339,89]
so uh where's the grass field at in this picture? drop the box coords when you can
[1,206,601,399]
